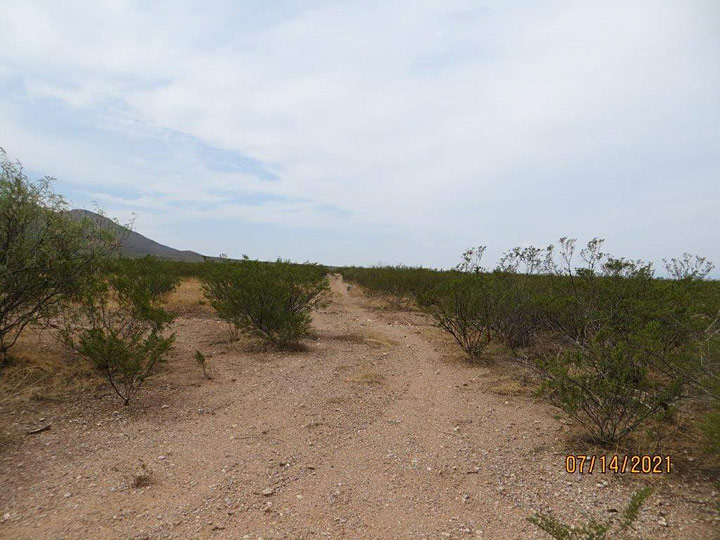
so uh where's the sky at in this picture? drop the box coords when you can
[0,0,718,271]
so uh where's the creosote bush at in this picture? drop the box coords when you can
[340,238,720,448]
[60,266,178,405]
[202,258,328,348]
[418,274,497,362]
[533,240,690,445]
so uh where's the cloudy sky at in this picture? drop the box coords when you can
[0,0,718,270]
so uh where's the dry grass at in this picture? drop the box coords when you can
[326,396,350,405]
[0,276,210,416]
[486,369,539,396]
[330,331,396,349]
[0,327,101,447]
[164,278,213,316]
[0,327,98,407]
[488,378,532,396]
[348,362,385,385]
[130,460,154,489]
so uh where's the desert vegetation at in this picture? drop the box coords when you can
[1,151,718,538]
[0,152,328,406]
[341,241,720,451]
[0,150,114,365]
[201,258,329,349]
[528,487,653,539]
[57,262,179,405]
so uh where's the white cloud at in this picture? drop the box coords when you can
[0,0,718,267]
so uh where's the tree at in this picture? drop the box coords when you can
[0,149,114,364]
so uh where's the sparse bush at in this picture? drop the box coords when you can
[419,275,498,362]
[700,357,720,455]
[455,246,487,274]
[202,258,328,348]
[60,269,176,405]
[0,150,114,364]
[532,239,689,445]
[194,350,212,379]
[343,240,720,449]
[528,513,608,540]
[528,487,652,539]
[664,267,720,455]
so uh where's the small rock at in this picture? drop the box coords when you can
[262,488,274,496]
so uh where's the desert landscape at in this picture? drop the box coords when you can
[1,274,718,539]
[1,2,719,539]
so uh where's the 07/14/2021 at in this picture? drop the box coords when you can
[565,455,672,474]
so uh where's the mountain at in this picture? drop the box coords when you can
[69,209,206,262]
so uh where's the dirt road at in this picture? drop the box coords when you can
[0,275,717,539]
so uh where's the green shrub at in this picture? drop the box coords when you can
[343,240,720,449]
[202,259,328,348]
[111,256,182,298]
[341,264,446,304]
[60,270,175,405]
[528,513,608,540]
[419,274,498,362]
[0,150,114,364]
[532,240,690,445]
[700,357,720,455]
[528,487,652,539]
[340,240,720,450]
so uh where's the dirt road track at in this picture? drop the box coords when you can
[0,275,717,539]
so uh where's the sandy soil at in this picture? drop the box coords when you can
[0,275,718,539]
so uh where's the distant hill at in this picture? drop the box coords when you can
[69,209,206,262]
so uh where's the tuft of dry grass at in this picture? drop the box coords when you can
[130,460,154,489]
[487,375,538,396]
[488,379,528,396]
[348,362,385,385]
[326,396,349,405]
[330,331,396,349]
